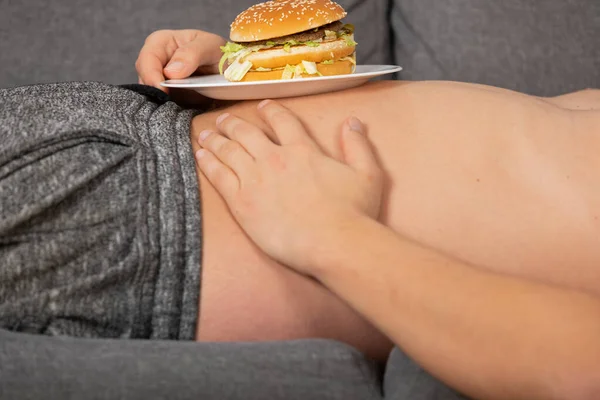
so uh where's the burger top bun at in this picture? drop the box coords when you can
[230,0,347,42]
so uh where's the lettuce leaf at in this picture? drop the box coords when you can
[301,61,318,75]
[283,40,300,52]
[224,59,253,81]
[281,64,295,80]
[304,41,320,47]
[219,42,245,74]
[340,55,357,65]
[219,42,278,75]
[324,30,338,41]
[342,35,358,47]
[220,42,244,54]
[218,53,229,75]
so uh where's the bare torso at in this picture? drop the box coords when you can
[190,81,600,360]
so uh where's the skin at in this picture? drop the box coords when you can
[195,95,600,400]
[136,29,225,87]
[137,29,600,398]
[188,81,600,363]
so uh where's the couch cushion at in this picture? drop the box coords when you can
[391,0,600,96]
[384,348,468,400]
[0,330,384,400]
[0,0,390,88]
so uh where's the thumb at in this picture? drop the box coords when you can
[340,117,381,177]
[164,36,223,79]
[164,43,205,79]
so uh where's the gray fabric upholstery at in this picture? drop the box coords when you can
[0,330,383,400]
[392,0,600,96]
[384,349,469,400]
[1,0,598,94]
[0,0,390,88]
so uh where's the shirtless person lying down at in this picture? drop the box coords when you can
[1,23,599,400]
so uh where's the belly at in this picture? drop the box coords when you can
[189,81,600,357]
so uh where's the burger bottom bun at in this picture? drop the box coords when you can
[240,59,355,82]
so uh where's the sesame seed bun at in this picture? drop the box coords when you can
[230,0,347,42]
[241,58,355,82]
[245,37,355,69]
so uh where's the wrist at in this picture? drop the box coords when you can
[302,211,378,278]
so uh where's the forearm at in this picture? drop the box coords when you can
[312,216,600,400]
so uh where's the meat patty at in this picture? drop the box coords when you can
[240,21,345,46]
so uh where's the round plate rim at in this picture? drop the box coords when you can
[160,65,402,88]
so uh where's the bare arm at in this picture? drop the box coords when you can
[313,215,600,400]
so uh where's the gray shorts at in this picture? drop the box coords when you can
[0,82,203,341]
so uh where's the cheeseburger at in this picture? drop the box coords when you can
[219,0,357,82]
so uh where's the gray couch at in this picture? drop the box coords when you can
[0,1,598,400]
[2,0,599,95]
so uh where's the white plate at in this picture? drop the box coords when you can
[161,65,402,100]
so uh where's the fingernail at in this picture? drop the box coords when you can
[195,149,206,159]
[348,117,363,133]
[199,130,212,142]
[257,99,272,109]
[165,61,184,72]
[216,113,229,125]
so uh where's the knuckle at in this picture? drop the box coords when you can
[268,108,289,125]
[290,145,313,161]
[235,191,258,214]
[202,133,219,149]
[296,145,313,156]
[265,151,287,171]
[181,29,201,42]
[208,165,232,188]
[219,140,242,158]
[146,29,170,43]
[221,117,246,138]
[174,45,192,56]
[175,43,203,62]
[229,120,248,138]
[365,167,384,186]
[212,164,229,181]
